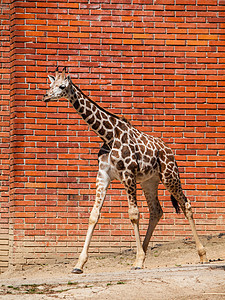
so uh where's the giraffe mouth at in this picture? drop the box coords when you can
[43,95,51,102]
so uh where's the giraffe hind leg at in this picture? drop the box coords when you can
[161,170,208,263]
[141,177,163,253]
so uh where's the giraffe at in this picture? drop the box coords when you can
[43,67,208,274]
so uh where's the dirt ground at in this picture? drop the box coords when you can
[0,234,224,300]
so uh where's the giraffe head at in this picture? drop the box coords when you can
[43,67,71,102]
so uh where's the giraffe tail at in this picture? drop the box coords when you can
[171,195,180,214]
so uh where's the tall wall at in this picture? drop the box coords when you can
[0,0,10,272]
[1,0,224,269]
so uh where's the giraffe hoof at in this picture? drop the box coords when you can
[72,268,83,274]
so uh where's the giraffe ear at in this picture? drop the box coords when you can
[48,75,55,85]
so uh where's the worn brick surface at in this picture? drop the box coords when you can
[1,0,225,267]
[0,0,10,271]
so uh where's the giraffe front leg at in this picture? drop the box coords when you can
[129,205,145,269]
[72,159,111,274]
[124,176,145,270]
[72,207,99,274]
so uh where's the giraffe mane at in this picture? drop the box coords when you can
[119,116,131,125]
[71,82,130,124]
[56,68,132,126]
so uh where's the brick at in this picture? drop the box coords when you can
[197,0,217,4]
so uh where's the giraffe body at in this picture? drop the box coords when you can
[43,68,207,273]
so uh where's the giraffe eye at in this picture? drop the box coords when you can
[59,84,66,89]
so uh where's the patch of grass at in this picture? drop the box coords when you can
[26,287,40,294]
[7,286,19,290]
[67,281,78,286]
[22,284,37,288]
[96,256,106,260]
[24,284,41,294]
[4,283,65,295]
[117,281,125,285]
[175,264,182,267]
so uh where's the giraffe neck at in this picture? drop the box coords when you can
[65,83,123,144]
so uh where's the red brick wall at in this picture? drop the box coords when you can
[0,0,10,271]
[3,0,225,267]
